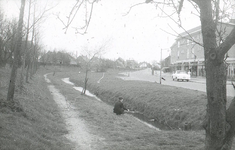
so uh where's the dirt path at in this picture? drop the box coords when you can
[40,68,210,150]
[44,73,97,150]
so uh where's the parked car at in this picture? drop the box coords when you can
[172,70,190,82]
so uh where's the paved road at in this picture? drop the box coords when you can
[120,68,235,97]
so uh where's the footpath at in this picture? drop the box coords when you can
[190,76,234,85]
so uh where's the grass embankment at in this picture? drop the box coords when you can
[0,67,72,150]
[0,66,233,150]
[68,70,206,130]
[46,66,205,150]
[68,69,233,130]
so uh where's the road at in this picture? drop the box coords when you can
[120,68,235,97]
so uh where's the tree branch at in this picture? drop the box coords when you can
[157,4,203,47]
[190,0,200,5]
[188,0,200,16]
[74,0,96,34]
[57,0,96,35]
[214,0,220,25]
[160,27,178,37]
[122,2,145,16]
[55,0,84,34]
[28,2,57,31]
[65,0,84,33]
[218,26,235,58]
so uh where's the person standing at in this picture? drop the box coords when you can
[113,97,128,115]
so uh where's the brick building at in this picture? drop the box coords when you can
[170,22,235,78]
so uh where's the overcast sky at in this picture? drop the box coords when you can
[1,0,201,63]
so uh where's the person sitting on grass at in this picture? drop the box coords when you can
[113,97,129,115]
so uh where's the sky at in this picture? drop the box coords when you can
[1,0,201,63]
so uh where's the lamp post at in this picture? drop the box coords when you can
[160,48,169,84]
[160,49,162,84]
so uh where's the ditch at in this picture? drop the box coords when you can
[61,78,172,131]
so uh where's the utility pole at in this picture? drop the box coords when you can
[160,49,162,84]
[159,48,169,84]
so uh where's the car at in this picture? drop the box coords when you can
[172,70,190,82]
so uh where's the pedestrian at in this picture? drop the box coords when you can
[113,97,129,115]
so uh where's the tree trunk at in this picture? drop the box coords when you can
[204,61,228,150]
[82,69,89,94]
[20,0,32,89]
[7,0,26,102]
[198,1,235,149]
[26,59,31,82]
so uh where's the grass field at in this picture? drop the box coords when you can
[46,66,205,150]
[0,66,72,150]
[68,68,234,130]
[1,65,234,150]
[66,69,206,130]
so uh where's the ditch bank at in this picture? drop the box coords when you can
[69,77,201,131]
[45,75,101,149]
[61,78,162,131]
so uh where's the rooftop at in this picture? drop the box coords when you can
[177,21,235,38]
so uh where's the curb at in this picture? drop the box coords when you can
[190,79,233,85]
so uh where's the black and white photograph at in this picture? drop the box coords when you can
[0,0,235,149]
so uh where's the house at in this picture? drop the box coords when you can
[139,62,148,68]
[161,56,171,72]
[170,22,235,78]
[69,55,77,65]
[76,55,88,67]
[126,59,139,69]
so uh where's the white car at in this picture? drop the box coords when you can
[172,70,190,82]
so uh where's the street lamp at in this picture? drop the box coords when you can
[160,48,169,84]
[160,49,162,84]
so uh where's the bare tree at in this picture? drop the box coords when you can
[30,31,42,78]
[181,1,235,149]
[19,0,33,91]
[0,13,18,68]
[56,0,102,94]
[56,0,98,34]
[7,0,26,102]
[59,0,235,148]
[81,44,105,94]
[141,0,235,149]
[20,0,56,86]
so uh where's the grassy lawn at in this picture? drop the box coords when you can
[67,68,234,130]
[0,67,72,150]
[66,69,206,130]
[1,66,234,150]
[47,66,205,150]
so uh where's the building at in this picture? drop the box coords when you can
[161,55,171,72]
[126,59,139,69]
[139,62,148,68]
[170,22,235,78]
